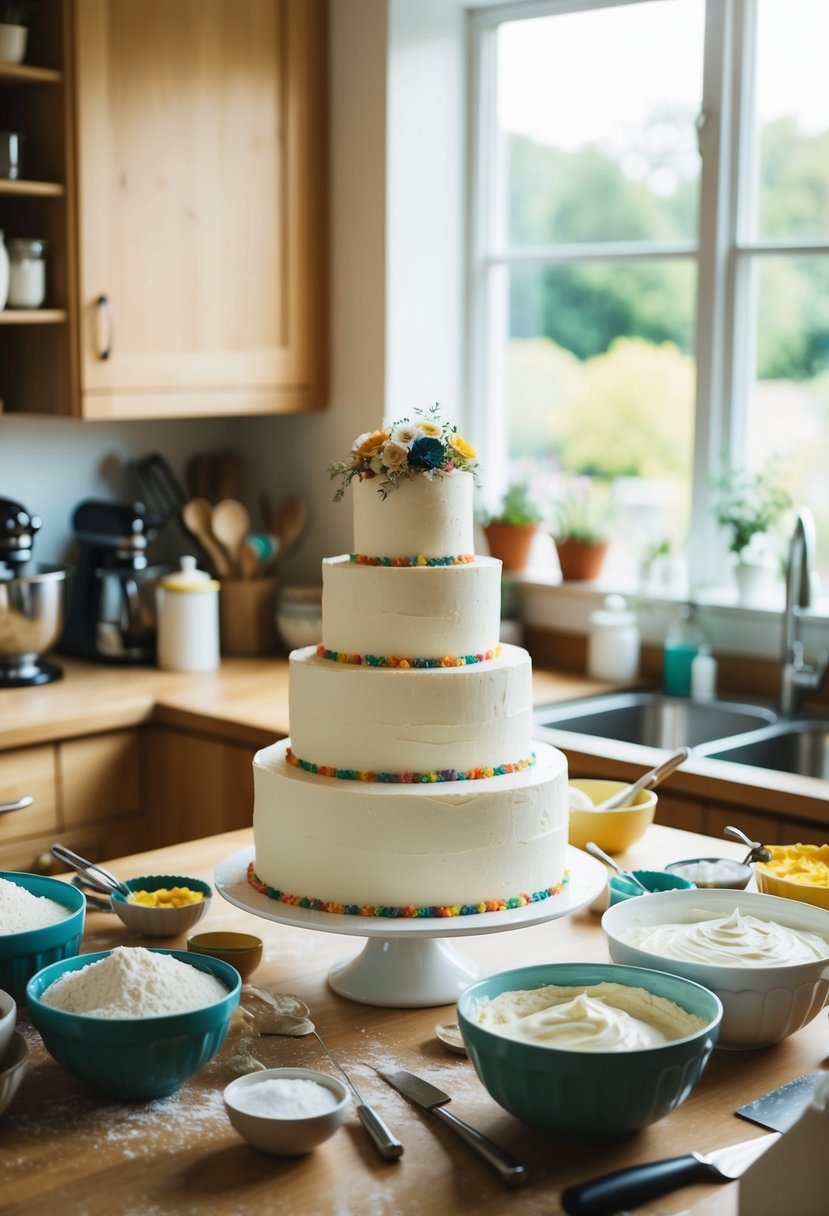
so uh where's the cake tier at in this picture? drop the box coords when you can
[252,739,569,912]
[321,555,501,658]
[289,643,533,775]
[352,470,474,558]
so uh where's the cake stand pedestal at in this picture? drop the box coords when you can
[214,846,606,1008]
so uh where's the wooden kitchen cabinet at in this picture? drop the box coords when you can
[146,723,255,847]
[0,728,148,872]
[0,0,327,419]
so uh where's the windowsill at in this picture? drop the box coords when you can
[516,569,829,660]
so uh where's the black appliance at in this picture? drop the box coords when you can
[61,499,166,664]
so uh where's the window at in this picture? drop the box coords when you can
[469,0,829,593]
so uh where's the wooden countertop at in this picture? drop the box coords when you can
[5,824,823,1216]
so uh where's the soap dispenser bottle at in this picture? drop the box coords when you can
[663,604,706,697]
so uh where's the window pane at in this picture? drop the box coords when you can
[497,0,704,247]
[503,261,697,577]
[754,0,829,241]
[748,254,829,573]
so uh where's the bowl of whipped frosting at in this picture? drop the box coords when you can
[603,887,829,1049]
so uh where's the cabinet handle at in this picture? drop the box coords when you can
[0,796,34,814]
[95,293,114,360]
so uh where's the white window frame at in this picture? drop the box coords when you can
[466,0,829,614]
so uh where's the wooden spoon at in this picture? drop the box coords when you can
[272,494,307,558]
[181,497,232,577]
[212,499,251,576]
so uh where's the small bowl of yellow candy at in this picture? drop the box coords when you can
[754,844,829,911]
[112,875,212,938]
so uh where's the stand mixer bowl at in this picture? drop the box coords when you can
[0,564,68,685]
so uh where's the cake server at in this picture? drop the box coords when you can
[379,1068,528,1187]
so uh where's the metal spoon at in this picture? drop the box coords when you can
[724,825,773,865]
[50,844,131,898]
[584,841,651,894]
[592,747,690,811]
[247,987,403,1161]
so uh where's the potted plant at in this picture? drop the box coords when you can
[553,480,610,581]
[0,2,36,64]
[483,481,544,572]
[712,461,792,604]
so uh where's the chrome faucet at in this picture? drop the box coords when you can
[779,508,828,715]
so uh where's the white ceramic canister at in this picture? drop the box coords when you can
[587,594,640,682]
[6,236,46,308]
[156,556,220,672]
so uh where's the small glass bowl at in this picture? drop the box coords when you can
[665,857,752,890]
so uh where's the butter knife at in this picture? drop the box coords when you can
[379,1068,528,1187]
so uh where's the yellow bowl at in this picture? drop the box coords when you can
[754,845,829,911]
[187,932,263,981]
[567,779,658,855]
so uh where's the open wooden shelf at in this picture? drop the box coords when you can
[0,63,62,87]
[0,309,66,323]
[0,178,64,196]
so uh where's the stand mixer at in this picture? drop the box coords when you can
[0,497,67,687]
[61,499,166,664]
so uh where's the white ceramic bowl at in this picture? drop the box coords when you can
[603,887,829,1049]
[0,988,16,1060]
[224,1067,350,1156]
[0,1031,29,1118]
[110,875,212,938]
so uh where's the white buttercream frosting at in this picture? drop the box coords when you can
[352,471,475,558]
[289,643,533,774]
[620,909,829,967]
[470,982,706,1050]
[253,739,568,909]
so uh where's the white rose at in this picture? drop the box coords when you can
[381,441,409,471]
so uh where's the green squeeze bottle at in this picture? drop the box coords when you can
[663,604,706,697]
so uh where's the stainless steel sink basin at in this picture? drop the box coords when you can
[701,720,829,779]
[533,691,777,750]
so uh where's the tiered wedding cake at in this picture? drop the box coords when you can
[249,413,569,917]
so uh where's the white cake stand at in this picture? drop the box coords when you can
[214,846,606,1008]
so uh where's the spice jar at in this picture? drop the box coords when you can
[6,237,46,308]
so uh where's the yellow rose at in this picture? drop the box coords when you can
[418,421,443,438]
[353,428,390,459]
[448,433,477,461]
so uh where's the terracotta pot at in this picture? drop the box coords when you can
[483,522,539,572]
[555,538,608,582]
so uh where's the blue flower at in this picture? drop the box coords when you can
[408,437,446,470]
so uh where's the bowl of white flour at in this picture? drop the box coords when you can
[0,872,85,1003]
[25,945,241,1099]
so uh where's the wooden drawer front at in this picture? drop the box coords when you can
[60,730,143,829]
[0,745,59,845]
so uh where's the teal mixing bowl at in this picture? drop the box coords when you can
[0,872,85,1003]
[457,962,722,1142]
[609,869,696,905]
[26,948,241,1099]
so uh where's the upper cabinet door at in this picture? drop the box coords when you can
[73,0,327,419]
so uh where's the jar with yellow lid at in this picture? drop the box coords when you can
[155,556,220,671]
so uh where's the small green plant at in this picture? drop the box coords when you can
[712,460,792,557]
[553,479,611,544]
[489,481,544,526]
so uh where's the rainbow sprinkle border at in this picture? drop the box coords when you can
[350,553,474,567]
[247,860,570,919]
[286,746,536,784]
[316,642,502,669]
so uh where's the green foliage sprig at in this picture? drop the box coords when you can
[712,461,792,556]
[553,478,611,544]
[488,481,544,526]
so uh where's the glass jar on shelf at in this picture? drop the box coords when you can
[6,237,46,309]
[0,230,8,309]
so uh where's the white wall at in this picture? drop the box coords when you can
[0,0,469,587]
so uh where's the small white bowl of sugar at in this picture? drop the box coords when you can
[224,1067,350,1156]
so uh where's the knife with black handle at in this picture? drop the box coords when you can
[380,1068,528,1187]
[561,1131,779,1215]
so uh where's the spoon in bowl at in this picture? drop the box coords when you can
[592,747,690,811]
[584,841,651,894]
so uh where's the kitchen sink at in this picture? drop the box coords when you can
[533,691,777,750]
[701,720,829,779]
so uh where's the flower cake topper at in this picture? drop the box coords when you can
[329,404,478,502]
